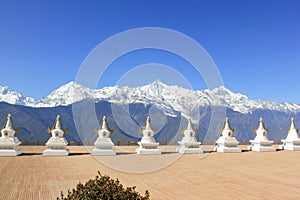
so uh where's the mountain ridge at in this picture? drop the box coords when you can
[1,80,300,118]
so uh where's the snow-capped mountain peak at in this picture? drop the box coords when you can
[0,86,10,95]
[33,81,93,107]
[0,85,35,105]
[138,79,167,97]
[211,85,234,96]
[54,81,82,90]
[1,81,300,117]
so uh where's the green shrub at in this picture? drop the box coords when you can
[57,171,150,200]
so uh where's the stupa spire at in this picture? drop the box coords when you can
[222,117,234,133]
[101,116,108,130]
[186,119,195,131]
[256,117,268,133]
[54,115,62,130]
[48,115,67,134]
[1,114,19,133]
[5,114,13,129]
[95,116,113,134]
[289,118,297,132]
[145,116,153,130]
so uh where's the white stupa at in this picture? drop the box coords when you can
[136,116,161,155]
[0,114,22,156]
[176,119,203,154]
[279,118,300,151]
[214,117,241,153]
[248,117,276,152]
[92,116,116,156]
[43,115,69,156]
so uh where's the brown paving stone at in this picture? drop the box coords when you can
[0,146,299,200]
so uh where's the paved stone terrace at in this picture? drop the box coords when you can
[0,146,300,200]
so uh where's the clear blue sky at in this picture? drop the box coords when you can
[0,0,299,103]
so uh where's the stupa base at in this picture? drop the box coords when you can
[248,144,276,152]
[136,147,161,155]
[136,142,161,155]
[214,145,241,153]
[176,145,203,154]
[43,148,69,156]
[279,143,300,151]
[0,148,22,156]
[92,148,116,156]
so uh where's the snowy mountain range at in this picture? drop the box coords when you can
[1,80,300,144]
[1,80,300,118]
